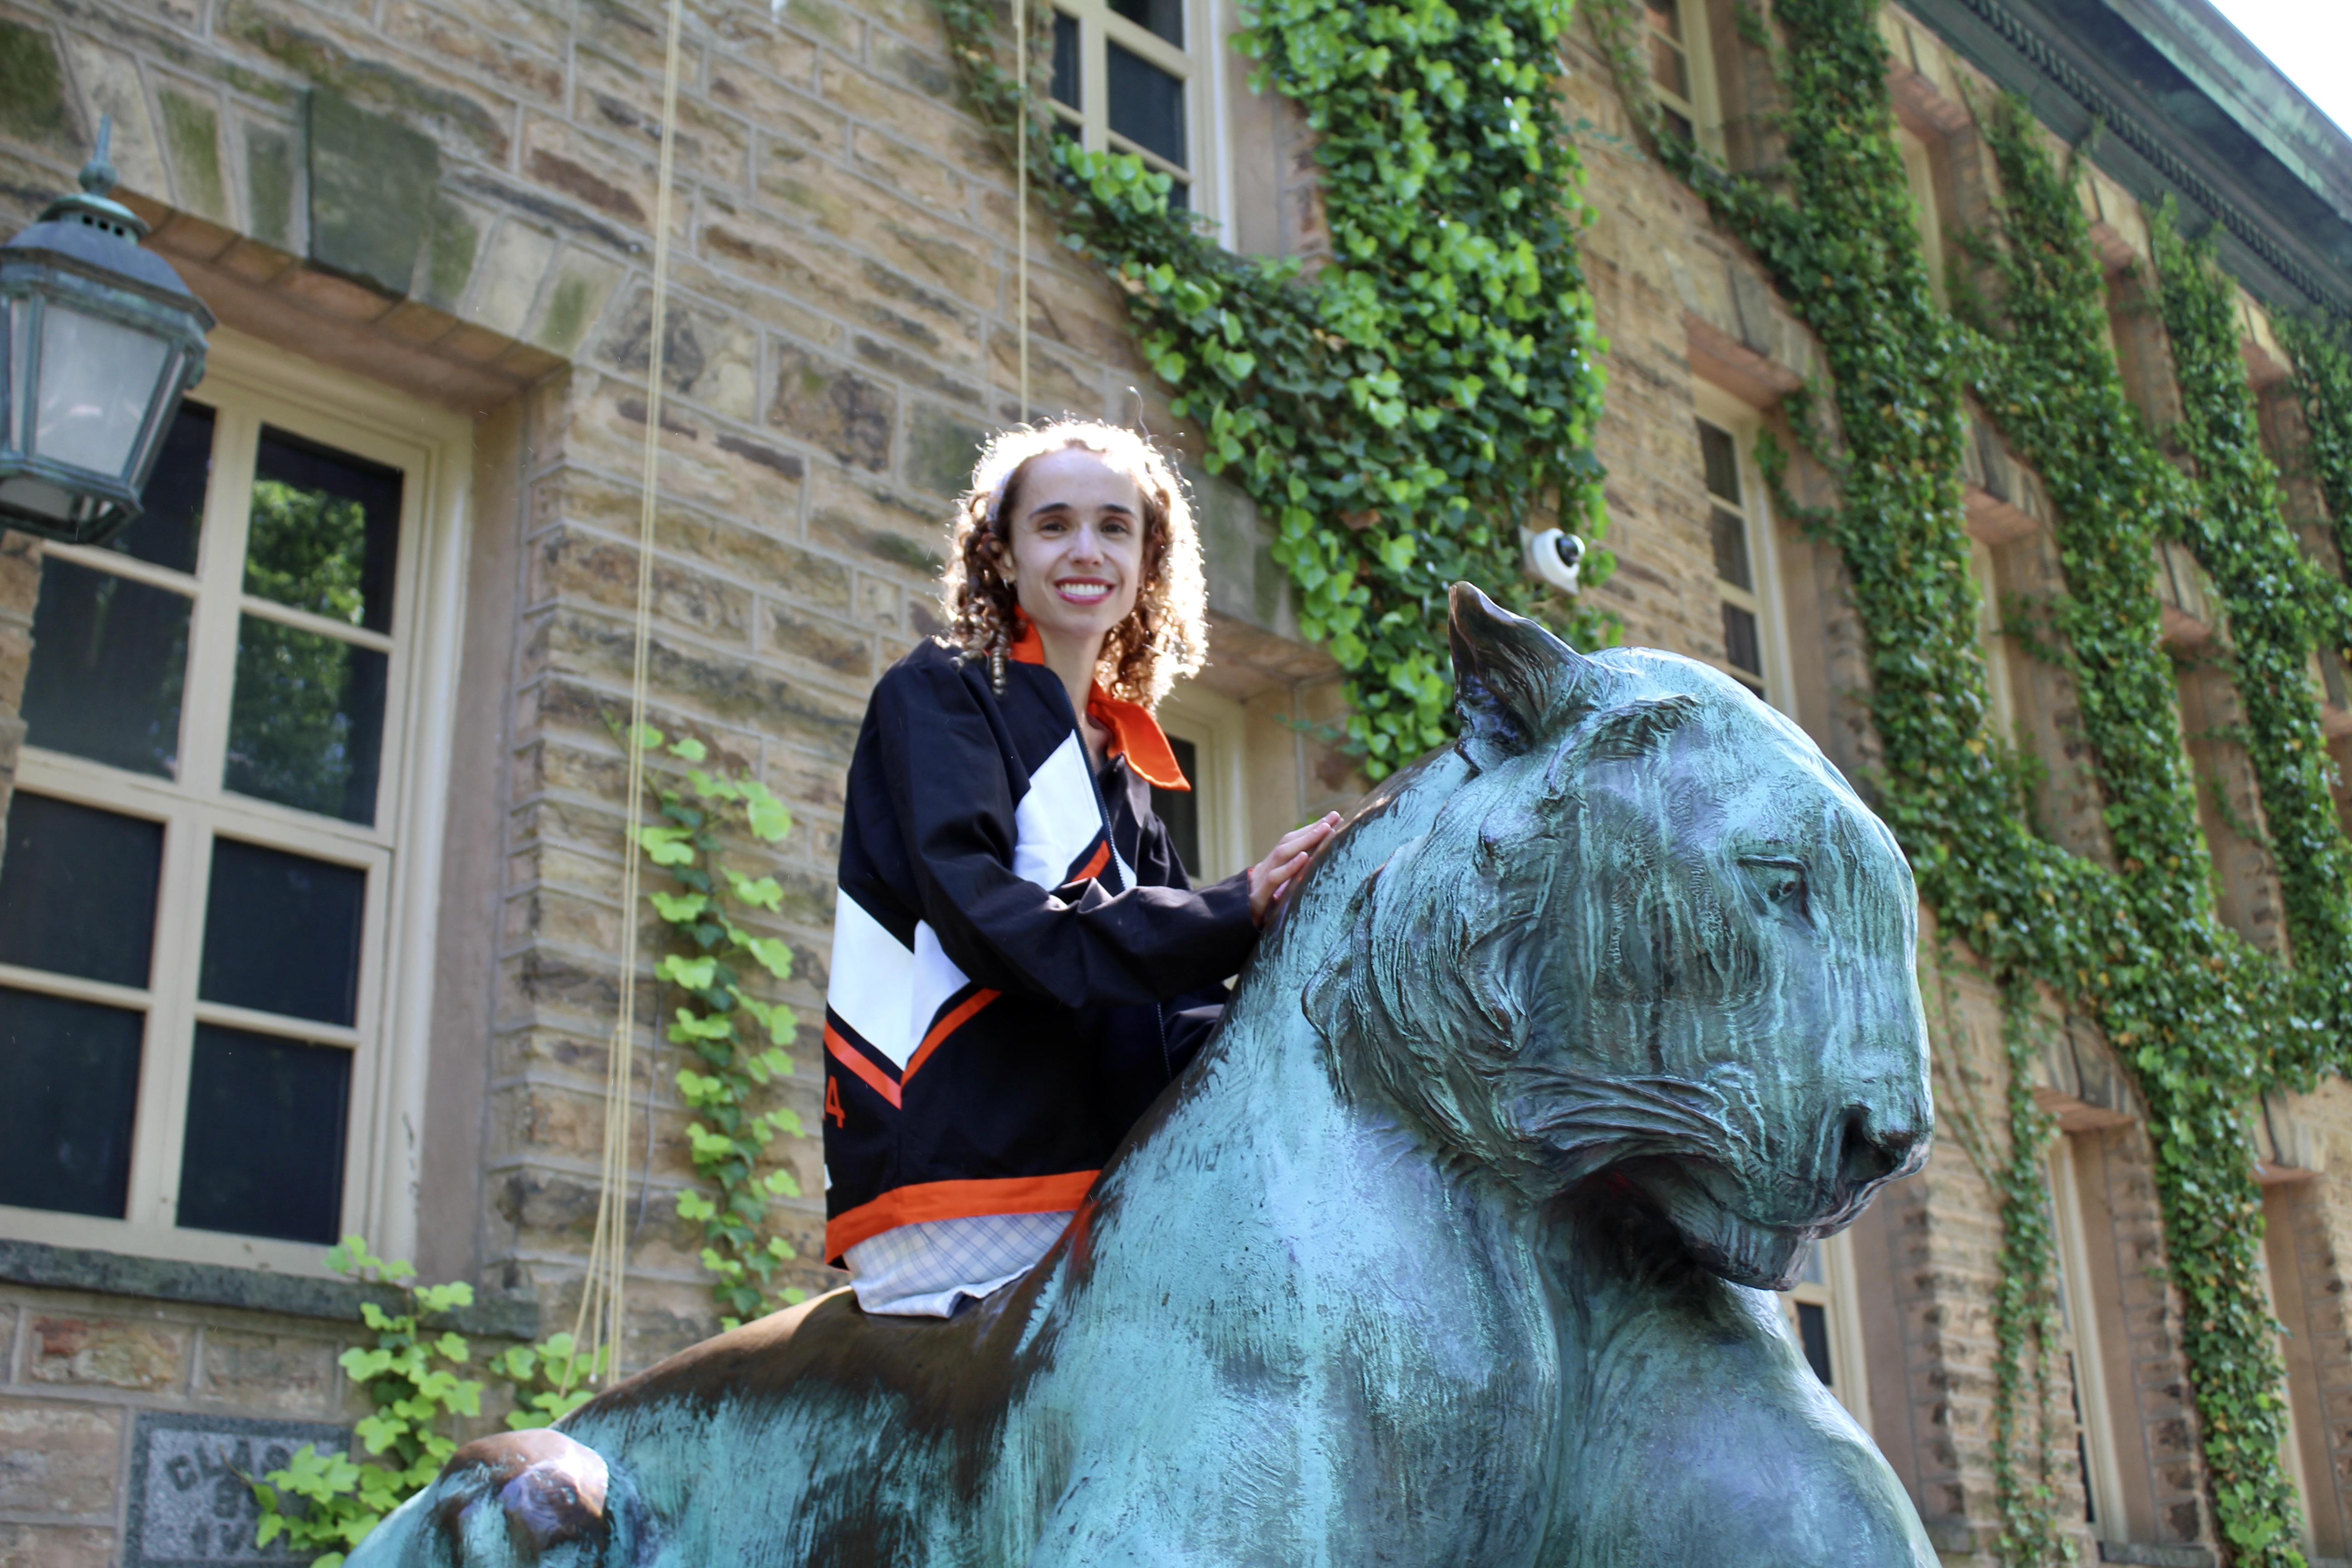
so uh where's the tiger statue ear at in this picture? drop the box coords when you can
[1448,582,1598,768]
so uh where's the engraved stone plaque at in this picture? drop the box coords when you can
[123,1410,350,1568]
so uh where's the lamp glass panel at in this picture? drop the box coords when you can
[21,558,191,777]
[0,986,145,1218]
[34,304,172,478]
[0,794,163,988]
[175,1024,348,1243]
[224,615,388,823]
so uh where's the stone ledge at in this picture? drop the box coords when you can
[0,1238,539,1340]
[2097,1544,2215,1568]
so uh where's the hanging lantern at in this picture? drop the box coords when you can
[0,117,216,546]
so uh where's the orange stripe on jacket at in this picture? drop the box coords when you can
[903,987,1000,1081]
[824,1022,900,1109]
[1009,617,1190,791]
[825,1170,1099,1263]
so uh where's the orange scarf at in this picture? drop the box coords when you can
[1008,618,1189,791]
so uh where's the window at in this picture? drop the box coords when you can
[1643,0,1723,156]
[1050,0,1208,211]
[1782,1233,1872,1427]
[1693,397,1785,705]
[1896,126,1947,305]
[2049,1135,2130,1539]
[1152,683,1249,883]
[0,331,470,1274]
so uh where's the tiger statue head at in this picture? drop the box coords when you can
[1308,586,1932,1289]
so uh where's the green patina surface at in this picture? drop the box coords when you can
[306,89,439,296]
[0,20,69,151]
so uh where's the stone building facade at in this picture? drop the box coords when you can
[1,0,2351,1561]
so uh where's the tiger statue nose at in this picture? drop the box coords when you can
[1834,1099,1928,1192]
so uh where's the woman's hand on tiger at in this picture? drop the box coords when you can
[1248,812,1343,926]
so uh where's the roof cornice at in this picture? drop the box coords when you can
[1901,0,2352,321]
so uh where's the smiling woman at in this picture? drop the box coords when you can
[814,418,1338,1318]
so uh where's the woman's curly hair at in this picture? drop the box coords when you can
[940,419,1208,708]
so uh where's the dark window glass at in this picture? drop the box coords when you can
[1711,506,1752,590]
[0,987,144,1217]
[0,794,163,988]
[245,427,402,634]
[1723,601,1761,677]
[1698,419,1741,505]
[1150,735,1202,879]
[224,616,389,823]
[1795,1300,1833,1386]
[1166,177,1191,212]
[1108,42,1186,168]
[111,400,211,573]
[200,839,366,1026]
[175,1024,348,1243]
[1110,0,1182,46]
[1661,105,1695,144]
[1645,0,1681,41]
[1052,10,1081,107]
[22,560,192,777]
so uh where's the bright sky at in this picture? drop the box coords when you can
[2206,0,2352,141]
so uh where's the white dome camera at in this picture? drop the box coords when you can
[1524,527,1585,595]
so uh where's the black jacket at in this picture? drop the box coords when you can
[820,634,1256,1264]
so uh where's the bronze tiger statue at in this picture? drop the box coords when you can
[356,583,1936,1567]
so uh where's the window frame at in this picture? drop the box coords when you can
[1050,0,1218,216]
[1691,387,1793,710]
[0,328,475,1278]
[1642,0,1726,161]
[1781,1230,1874,1429]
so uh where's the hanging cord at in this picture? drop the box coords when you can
[1013,0,1031,416]
[570,0,690,1392]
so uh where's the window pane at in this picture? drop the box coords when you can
[110,400,211,574]
[245,427,402,634]
[1645,0,1682,42]
[1150,735,1201,879]
[1108,42,1186,169]
[0,987,144,1218]
[0,794,163,988]
[224,615,388,823]
[22,559,191,778]
[1796,1300,1834,1386]
[1110,0,1182,47]
[1711,506,1753,590]
[1723,601,1762,677]
[176,1024,348,1243]
[1052,10,1080,108]
[200,839,366,1026]
[1698,419,1742,505]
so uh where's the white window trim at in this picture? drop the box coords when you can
[1970,535,2019,745]
[2051,1135,2131,1541]
[1155,681,1250,885]
[1050,0,1218,217]
[1896,127,1948,307]
[1692,384,1794,713]
[1782,1230,1873,1430]
[0,328,473,1279]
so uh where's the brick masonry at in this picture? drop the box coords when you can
[0,0,2351,1560]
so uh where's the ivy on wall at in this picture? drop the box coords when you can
[1591,0,2352,1560]
[935,0,1617,774]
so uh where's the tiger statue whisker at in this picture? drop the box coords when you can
[354,583,1936,1568]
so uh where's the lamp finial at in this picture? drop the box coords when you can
[78,115,119,198]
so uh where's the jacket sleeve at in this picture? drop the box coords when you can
[873,654,1257,1009]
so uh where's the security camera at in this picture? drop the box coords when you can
[1525,527,1585,594]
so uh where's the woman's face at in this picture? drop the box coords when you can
[1001,446,1147,653]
